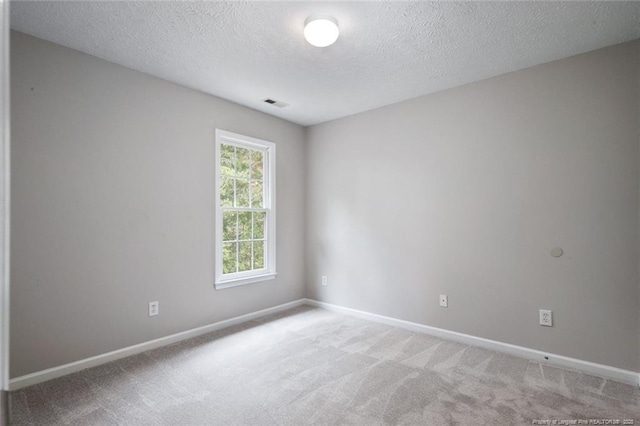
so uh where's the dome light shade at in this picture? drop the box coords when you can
[304,16,339,47]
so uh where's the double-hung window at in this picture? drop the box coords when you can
[215,130,276,289]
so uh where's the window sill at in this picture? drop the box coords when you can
[214,273,277,290]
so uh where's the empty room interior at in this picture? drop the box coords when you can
[2,0,640,424]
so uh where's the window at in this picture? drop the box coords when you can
[215,130,276,289]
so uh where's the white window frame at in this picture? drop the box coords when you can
[214,129,276,290]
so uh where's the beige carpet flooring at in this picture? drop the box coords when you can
[9,305,640,425]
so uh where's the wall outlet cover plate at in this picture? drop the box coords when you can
[149,301,159,317]
[439,295,448,308]
[539,309,552,327]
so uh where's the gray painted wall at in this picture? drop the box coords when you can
[10,31,306,378]
[306,41,640,372]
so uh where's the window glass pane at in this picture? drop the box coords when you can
[236,147,250,178]
[251,150,263,180]
[221,177,234,207]
[238,211,252,240]
[251,180,263,208]
[238,242,252,272]
[223,242,237,274]
[254,241,265,269]
[221,144,235,176]
[253,211,265,239]
[236,178,249,207]
[222,211,237,241]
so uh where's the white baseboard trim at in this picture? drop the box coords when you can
[9,299,306,390]
[303,298,640,387]
[10,297,639,390]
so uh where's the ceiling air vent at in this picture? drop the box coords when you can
[262,98,289,108]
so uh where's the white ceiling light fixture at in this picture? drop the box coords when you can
[304,15,339,47]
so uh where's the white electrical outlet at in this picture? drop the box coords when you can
[149,301,159,317]
[539,309,552,327]
[321,275,327,286]
[439,294,448,308]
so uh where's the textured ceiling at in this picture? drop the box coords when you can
[10,1,640,126]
